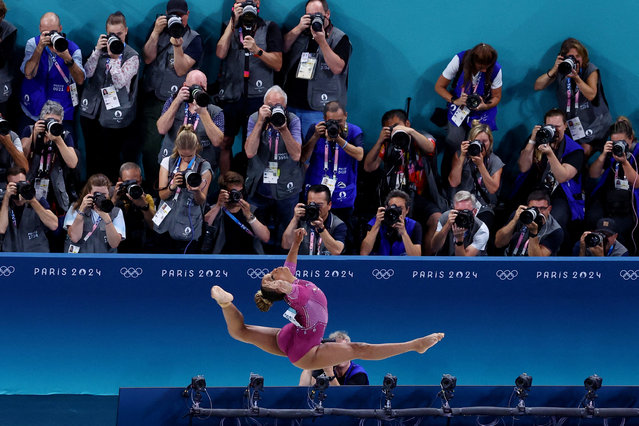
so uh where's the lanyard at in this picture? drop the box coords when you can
[565,78,580,115]
[223,208,254,237]
[308,229,322,255]
[268,128,280,161]
[183,103,200,131]
[323,141,339,178]
[607,244,615,256]
[105,54,123,76]
[9,209,17,228]
[512,227,530,256]
[48,49,72,86]
[171,156,196,196]
[83,214,102,241]
[38,152,54,175]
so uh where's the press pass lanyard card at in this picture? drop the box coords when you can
[451,105,470,127]
[34,178,50,200]
[69,83,79,107]
[263,162,279,184]
[283,307,302,327]
[566,117,586,140]
[101,86,120,110]
[152,202,172,226]
[296,52,317,80]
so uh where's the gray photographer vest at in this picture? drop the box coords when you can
[245,111,304,200]
[63,208,121,253]
[437,210,486,256]
[143,27,199,101]
[283,26,350,111]
[1,204,50,252]
[153,155,211,241]
[298,212,344,255]
[80,45,139,128]
[218,21,273,102]
[0,20,17,103]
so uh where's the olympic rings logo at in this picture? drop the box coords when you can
[247,268,270,279]
[120,267,143,279]
[0,266,15,277]
[619,270,639,281]
[371,269,394,280]
[496,270,518,281]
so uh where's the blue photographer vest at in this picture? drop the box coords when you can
[0,20,17,103]
[80,44,139,128]
[556,136,585,220]
[368,216,417,256]
[591,142,639,216]
[1,203,50,252]
[21,36,81,120]
[447,50,500,130]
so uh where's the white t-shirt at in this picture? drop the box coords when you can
[442,55,502,90]
[436,216,489,252]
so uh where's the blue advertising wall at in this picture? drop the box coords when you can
[1,254,638,396]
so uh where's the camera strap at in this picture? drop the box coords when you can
[170,156,196,197]
[323,141,339,178]
[82,214,102,242]
[183,103,200,130]
[9,208,17,228]
[239,28,251,97]
[470,163,490,206]
[565,78,580,116]
[222,207,254,237]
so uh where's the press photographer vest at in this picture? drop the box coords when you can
[63,208,121,253]
[1,204,50,252]
[367,216,417,256]
[80,45,139,128]
[552,137,585,221]
[21,36,81,120]
[298,212,344,255]
[283,26,350,111]
[436,210,486,256]
[142,27,198,101]
[0,20,17,103]
[591,142,639,216]
[245,111,304,200]
[217,21,273,102]
[153,155,210,241]
[505,213,562,256]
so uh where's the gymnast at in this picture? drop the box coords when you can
[211,228,445,370]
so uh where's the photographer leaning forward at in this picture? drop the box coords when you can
[282,184,346,255]
[431,190,489,256]
[574,218,629,257]
[360,190,421,256]
[20,12,85,138]
[63,174,125,253]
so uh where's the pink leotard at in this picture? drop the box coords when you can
[276,261,328,363]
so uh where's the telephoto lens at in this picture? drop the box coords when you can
[184,170,202,188]
[188,85,210,107]
[106,33,124,55]
[167,15,186,38]
[119,179,144,200]
[535,125,556,145]
[467,140,483,157]
[585,232,604,248]
[390,127,411,151]
[270,104,286,128]
[44,118,64,137]
[92,192,114,213]
[0,118,11,136]
[310,13,324,32]
[49,31,68,51]
[558,55,578,75]
[519,207,540,225]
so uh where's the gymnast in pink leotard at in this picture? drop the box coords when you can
[211,228,445,370]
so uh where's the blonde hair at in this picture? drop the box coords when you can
[171,124,201,158]
[468,119,494,155]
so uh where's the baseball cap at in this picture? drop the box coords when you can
[595,218,617,235]
[167,0,188,14]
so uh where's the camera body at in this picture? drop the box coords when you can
[585,232,605,248]
[188,85,210,107]
[238,0,258,33]
[467,139,483,157]
[536,125,557,145]
[44,118,64,137]
[47,30,68,52]
[466,93,482,110]
[302,202,320,223]
[270,104,287,128]
[558,55,578,76]
[229,189,243,203]
[118,179,144,200]
[166,15,186,38]
[383,204,403,226]
[15,181,36,201]
[104,33,124,55]
[324,119,342,140]
[454,209,474,229]
[92,192,114,213]
[519,206,544,227]
[308,13,324,32]
[0,117,10,136]
[612,140,628,158]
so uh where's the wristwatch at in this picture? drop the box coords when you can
[327,376,336,381]
[255,49,263,57]
[450,94,458,104]
[64,58,75,67]
[316,226,325,234]
[455,240,464,246]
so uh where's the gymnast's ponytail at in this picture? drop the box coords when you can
[254,290,273,312]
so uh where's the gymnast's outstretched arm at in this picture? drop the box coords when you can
[285,228,306,274]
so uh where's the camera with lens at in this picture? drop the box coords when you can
[324,119,342,140]
[166,14,186,38]
[612,140,628,157]
[238,0,258,33]
[585,232,605,248]
[467,139,483,157]
[178,170,202,188]
[47,30,68,52]
[15,181,36,201]
[104,33,124,55]
[0,117,11,136]
[558,55,578,76]
[44,118,64,137]
[466,93,482,110]
[269,104,287,128]
[519,206,544,227]
[383,204,403,226]
[302,202,320,223]
[92,192,114,213]
[389,124,411,151]
[308,13,324,32]
[536,125,557,145]
[188,85,210,107]
[454,209,474,229]
[118,179,144,200]
[228,189,243,203]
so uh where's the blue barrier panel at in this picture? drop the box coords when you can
[0,254,638,395]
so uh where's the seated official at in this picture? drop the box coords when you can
[431,190,488,256]
[201,171,269,254]
[574,218,629,257]
[64,173,125,253]
[110,162,156,253]
[495,190,564,256]
[282,184,346,255]
[0,167,58,252]
[360,189,421,256]
[299,331,369,387]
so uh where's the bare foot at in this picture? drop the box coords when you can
[211,285,234,307]
[415,333,445,354]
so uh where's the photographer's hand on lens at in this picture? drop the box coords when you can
[393,216,407,236]
[170,36,184,47]
[537,143,553,156]
[588,239,605,257]
[310,25,326,44]
[525,219,539,234]
[153,15,168,36]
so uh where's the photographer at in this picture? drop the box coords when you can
[448,120,504,231]
[360,190,421,256]
[282,0,352,137]
[534,38,611,156]
[80,11,140,182]
[216,0,283,174]
[20,12,85,136]
[363,109,444,255]
[574,218,628,257]
[0,113,29,178]
[141,0,203,185]
[110,162,156,253]
[587,117,638,253]
[0,167,57,252]
[282,184,346,255]
[157,70,224,184]
[516,108,584,234]
[0,1,17,117]
[155,125,211,254]
[201,171,269,254]
[495,190,563,256]
[431,190,489,256]
[64,174,125,253]
[245,85,303,252]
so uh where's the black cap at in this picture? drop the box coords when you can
[595,217,617,235]
[167,0,188,14]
